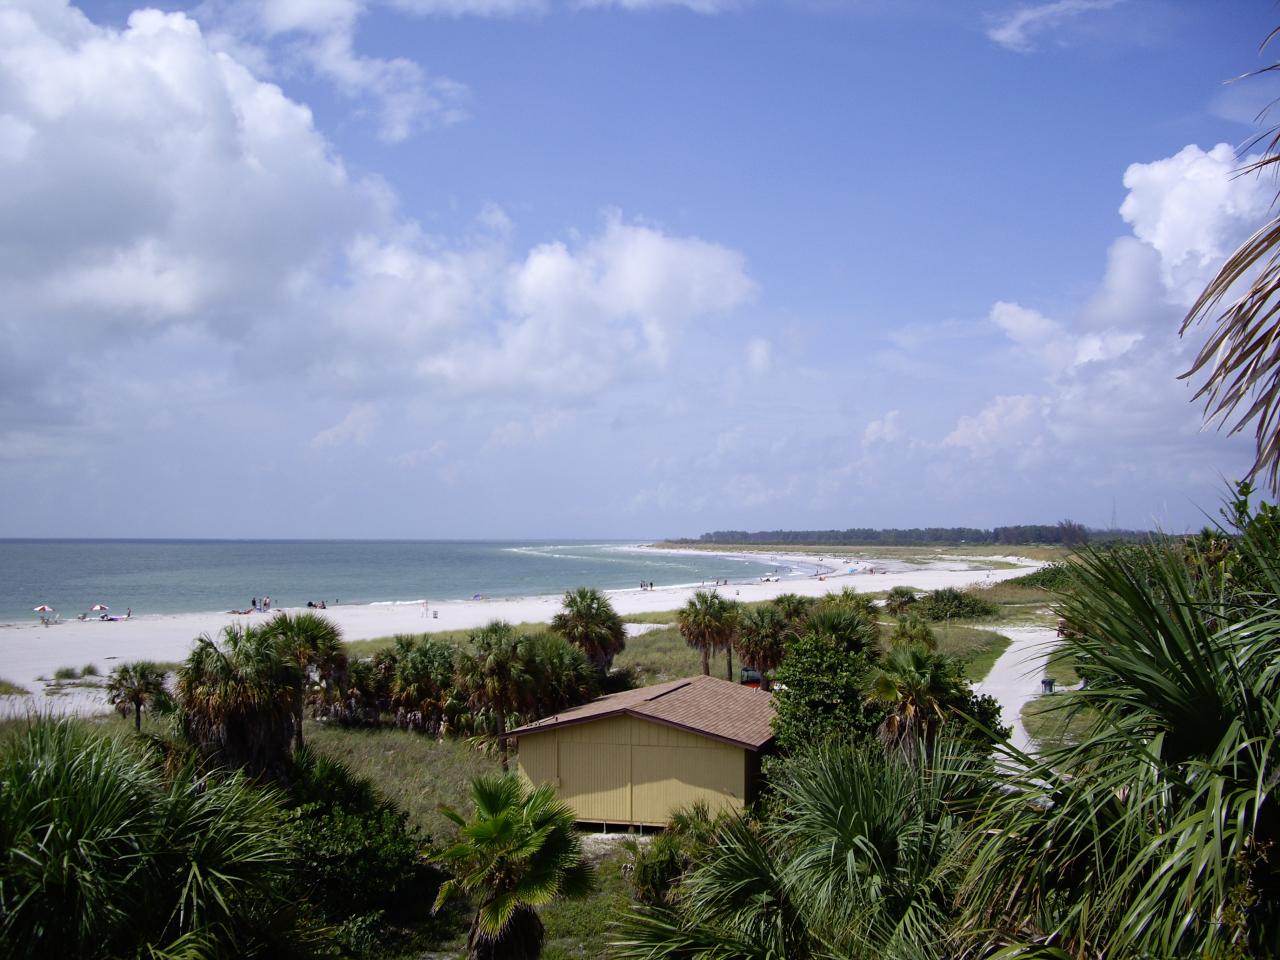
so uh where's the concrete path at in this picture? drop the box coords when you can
[973,626,1058,756]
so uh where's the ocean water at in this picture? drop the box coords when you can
[0,540,808,625]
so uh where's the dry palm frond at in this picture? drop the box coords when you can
[1183,32,1280,492]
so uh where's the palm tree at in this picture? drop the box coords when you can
[1180,29,1280,493]
[677,590,738,678]
[519,632,597,715]
[456,621,534,771]
[772,592,814,626]
[260,611,343,751]
[735,604,790,690]
[106,660,170,731]
[1,717,309,959]
[549,587,626,680]
[884,585,918,617]
[614,742,968,960]
[889,612,936,650]
[805,605,880,655]
[391,636,455,733]
[955,520,1280,957]
[435,774,595,960]
[867,645,966,758]
[175,621,301,782]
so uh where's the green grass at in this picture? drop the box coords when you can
[621,610,681,625]
[0,678,29,696]
[541,849,634,960]
[1021,693,1096,752]
[303,721,497,841]
[1044,646,1080,686]
[614,624,709,684]
[929,625,1012,683]
[342,621,553,660]
[81,663,99,677]
[52,666,80,681]
[969,581,1060,627]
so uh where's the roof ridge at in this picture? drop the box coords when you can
[643,679,693,702]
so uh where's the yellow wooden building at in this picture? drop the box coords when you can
[509,675,775,827]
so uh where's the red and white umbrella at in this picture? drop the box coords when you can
[33,604,54,613]
[90,604,109,612]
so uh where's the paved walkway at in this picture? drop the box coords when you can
[973,626,1058,755]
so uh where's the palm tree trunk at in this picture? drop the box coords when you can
[497,706,508,772]
[701,646,710,676]
[134,702,142,732]
[294,679,306,752]
[726,646,734,682]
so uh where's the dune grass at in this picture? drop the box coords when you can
[1022,693,1096,752]
[540,849,634,960]
[303,721,497,841]
[929,625,1011,682]
[0,678,29,696]
[342,621,553,660]
[615,625,710,684]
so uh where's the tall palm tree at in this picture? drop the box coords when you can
[773,593,814,626]
[176,621,301,782]
[867,645,966,759]
[1181,28,1280,493]
[549,587,626,680]
[391,636,456,733]
[435,774,595,960]
[106,660,170,731]
[260,611,343,751]
[519,632,598,715]
[456,621,534,771]
[677,590,738,678]
[735,604,790,690]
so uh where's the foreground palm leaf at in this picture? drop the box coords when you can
[0,718,308,959]
[956,532,1280,958]
[1182,29,1280,492]
[614,742,970,960]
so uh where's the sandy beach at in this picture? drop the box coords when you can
[0,548,1040,716]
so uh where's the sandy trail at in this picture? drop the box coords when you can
[972,626,1059,755]
[0,549,1040,716]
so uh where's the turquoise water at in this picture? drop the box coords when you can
[0,540,805,624]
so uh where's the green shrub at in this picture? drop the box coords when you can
[1006,562,1075,590]
[80,663,99,677]
[288,747,446,955]
[51,666,78,681]
[917,587,998,622]
[772,630,885,752]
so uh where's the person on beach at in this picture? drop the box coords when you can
[125,608,131,619]
[252,597,258,611]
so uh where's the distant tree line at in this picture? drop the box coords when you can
[677,518,1152,547]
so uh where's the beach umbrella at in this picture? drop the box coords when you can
[33,604,54,613]
[90,604,109,612]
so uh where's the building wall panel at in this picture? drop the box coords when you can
[557,740,630,821]
[515,714,752,826]
[516,732,557,788]
[631,739,745,823]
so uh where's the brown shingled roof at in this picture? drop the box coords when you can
[508,675,776,750]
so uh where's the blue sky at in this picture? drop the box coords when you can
[0,0,1274,537]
